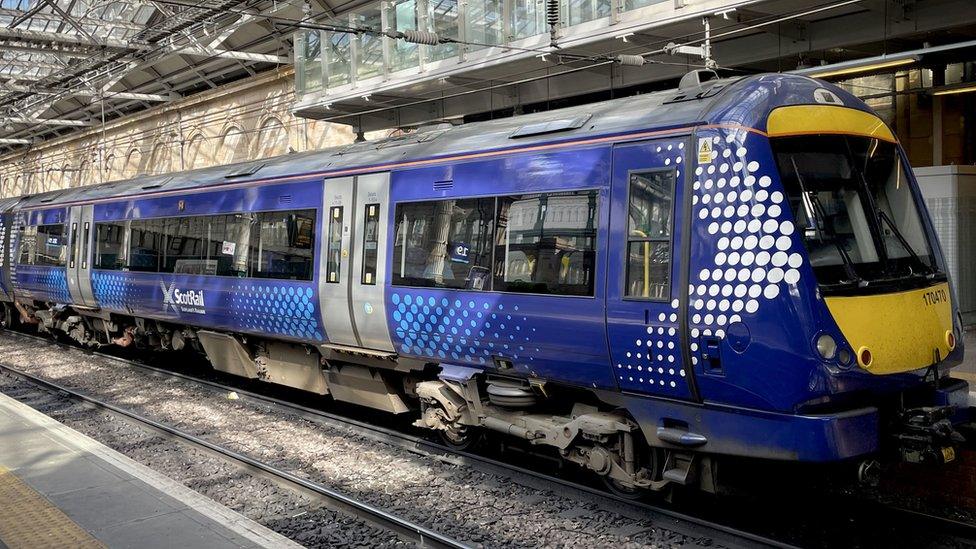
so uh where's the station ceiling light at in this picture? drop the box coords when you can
[932,84,976,96]
[798,55,919,79]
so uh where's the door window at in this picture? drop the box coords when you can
[625,170,674,299]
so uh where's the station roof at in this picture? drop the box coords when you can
[0,0,368,152]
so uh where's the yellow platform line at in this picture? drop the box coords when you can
[0,465,105,549]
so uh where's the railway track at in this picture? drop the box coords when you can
[0,356,471,549]
[5,328,976,547]
[0,329,795,548]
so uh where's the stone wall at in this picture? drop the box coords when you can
[0,67,374,198]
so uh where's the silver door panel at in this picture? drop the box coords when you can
[319,176,358,346]
[66,206,85,305]
[350,172,394,352]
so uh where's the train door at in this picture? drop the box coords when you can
[319,173,395,352]
[606,138,697,400]
[66,204,97,308]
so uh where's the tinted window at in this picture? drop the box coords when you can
[128,218,167,272]
[94,221,127,270]
[248,210,316,281]
[208,214,251,277]
[362,203,380,285]
[164,216,208,274]
[494,191,598,296]
[392,198,494,290]
[625,171,673,299]
[100,210,315,281]
[18,224,67,266]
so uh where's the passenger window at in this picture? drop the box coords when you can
[361,203,379,285]
[326,207,342,283]
[392,198,494,290]
[127,218,167,272]
[94,222,127,270]
[248,209,316,281]
[493,191,599,296]
[26,224,68,267]
[163,216,208,274]
[208,214,251,277]
[17,225,35,265]
[625,171,674,299]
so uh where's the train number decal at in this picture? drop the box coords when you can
[922,288,948,307]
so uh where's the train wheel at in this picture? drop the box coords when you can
[438,422,482,451]
[602,436,663,500]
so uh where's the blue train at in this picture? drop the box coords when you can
[0,72,968,493]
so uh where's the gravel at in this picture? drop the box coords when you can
[0,333,712,549]
[0,373,406,548]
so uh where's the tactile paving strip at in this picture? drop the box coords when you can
[0,465,105,549]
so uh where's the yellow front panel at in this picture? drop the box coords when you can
[767,105,897,143]
[825,282,954,375]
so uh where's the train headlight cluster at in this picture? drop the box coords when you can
[815,334,837,361]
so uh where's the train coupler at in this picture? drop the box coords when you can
[892,406,965,465]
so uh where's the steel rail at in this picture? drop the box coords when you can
[0,358,473,549]
[1,329,796,549]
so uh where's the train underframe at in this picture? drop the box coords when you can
[3,299,968,496]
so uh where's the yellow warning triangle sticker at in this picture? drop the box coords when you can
[697,138,712,163]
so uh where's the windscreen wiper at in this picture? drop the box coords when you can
[875,208,937,276]
[791,157,866,287]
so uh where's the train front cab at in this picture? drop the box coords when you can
[608,96,969,478]
[764,103,969,465]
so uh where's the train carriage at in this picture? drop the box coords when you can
[0,71,968,493]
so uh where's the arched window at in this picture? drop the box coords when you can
[104,153,117,181]
[124,149,143,178]
[149,142,172,175]
[216,126,247,165]
[253,117,289,159]
[184,133,213,169]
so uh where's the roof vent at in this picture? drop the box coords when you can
[433,180,453,191]
[510,114,591,139]
[225,162,266,178]
[141,177,172,190]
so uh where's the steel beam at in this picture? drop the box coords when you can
[0,7,145,32]
[1,117,91,127]
[178,46,291,64]
[0,26,138,51]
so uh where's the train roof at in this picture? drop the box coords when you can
[11,72,866,211]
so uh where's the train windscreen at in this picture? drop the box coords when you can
[772,135,942,293]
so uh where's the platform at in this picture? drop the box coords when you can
[958,329,976,407]
[0,391,300,549]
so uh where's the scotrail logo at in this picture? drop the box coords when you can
[160,281,206,314]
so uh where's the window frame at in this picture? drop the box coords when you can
[391,189,602,298]
[622,167,676,302]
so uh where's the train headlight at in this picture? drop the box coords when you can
[816,334,837,360]
[946,330,956,351]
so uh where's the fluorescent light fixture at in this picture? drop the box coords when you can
[803,56,918,79]
[792,54,919,80]
[932,84,976,96]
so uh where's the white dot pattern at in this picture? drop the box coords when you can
[689,131,803,356]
